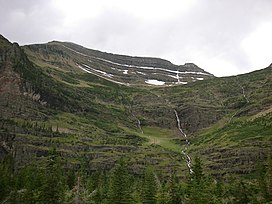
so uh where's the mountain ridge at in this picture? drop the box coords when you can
[23,40,213,86]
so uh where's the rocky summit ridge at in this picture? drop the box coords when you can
[23,40,213,86]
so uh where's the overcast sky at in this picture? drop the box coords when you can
[1,0,272,76]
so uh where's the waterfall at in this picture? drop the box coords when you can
[174,110,193,174]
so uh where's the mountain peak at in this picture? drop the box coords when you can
[0,34,12,48]
[184,63,199,68]
[24,41,214,86]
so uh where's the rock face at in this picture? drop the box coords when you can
[0,35,22,96]
[24,41,214,86]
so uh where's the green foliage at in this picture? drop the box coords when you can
[141,167,157,204]
[164,171,184,204]
[186,157,220,204]
[107,158,133,204]
[39,148,66,204]
[0,155,15,202]
[1,153,272,204]
[267,156,272,201]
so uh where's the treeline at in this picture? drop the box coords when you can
[0,150,272,203]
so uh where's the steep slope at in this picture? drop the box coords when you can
[1,34,271,179]
[157,66,272,175]
[0,35,185,175]
[23,41,213,86]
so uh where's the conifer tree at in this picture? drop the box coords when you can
[256,160,269,201]
[166,171,183,204]
[39,147,66,204]
[233,180,250,204]
[107,158,132,204]
[0,155,14,203]
[191,156,204,184]
[186,156,213,204]
[141,167,157,204]
[267,156,272,201]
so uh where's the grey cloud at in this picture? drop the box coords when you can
[0,0,63,44]
[0,0,271,76]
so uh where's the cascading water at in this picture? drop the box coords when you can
[174,110,193,174]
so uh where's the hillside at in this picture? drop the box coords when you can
[1,34,272,202]
[23,41,213,86]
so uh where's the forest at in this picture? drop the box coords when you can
[1,148,271,204]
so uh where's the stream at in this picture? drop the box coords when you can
[236,76,249,103]
[137,119,144,134]
[174,110,193,174]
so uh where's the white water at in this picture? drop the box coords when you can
[236,76,250,103]
[174,110,193,174]
[137,119,143,134]
[129,105,144,134]
[177,72,180,83]
[174,110,187,137]
[240,85,250,103]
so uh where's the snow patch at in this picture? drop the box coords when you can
[92,57,211,76]
[136,71,147,75]
[145,79,165,85]
[123,70,128,74]
[176,81,188,85]
[196,77,204,80]
[81,64,114,78]
[78,64,128,86]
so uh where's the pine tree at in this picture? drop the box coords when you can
[256,160,269,201]
[90,171,109,204]
[166,171,183,204]
[39,147,66,204]
[266,156,272,201]
[107,158,132,204]
[141,167,157,204]
[0,155,15,203]
[233,180,250,204]
[186,156,215,204]
[191,156,204,184]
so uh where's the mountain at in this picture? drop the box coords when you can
[23,41,213,86]
[1,33,272,179]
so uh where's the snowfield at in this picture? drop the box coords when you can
[145,79,165,85]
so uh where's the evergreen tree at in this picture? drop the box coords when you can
[91,171,109,204]
[191,156,204,184]
[256,160,269,202]
[107,158,132,204]
[186,156,216,204]
[39,147,66,204]
[15,164,44,204]
[141,167,157,204]
[165,171,183,204]
[0,155,14,203]
[266,156,272,201]
[233,180,250,204]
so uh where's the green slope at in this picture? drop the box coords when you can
[0,35,271,179]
